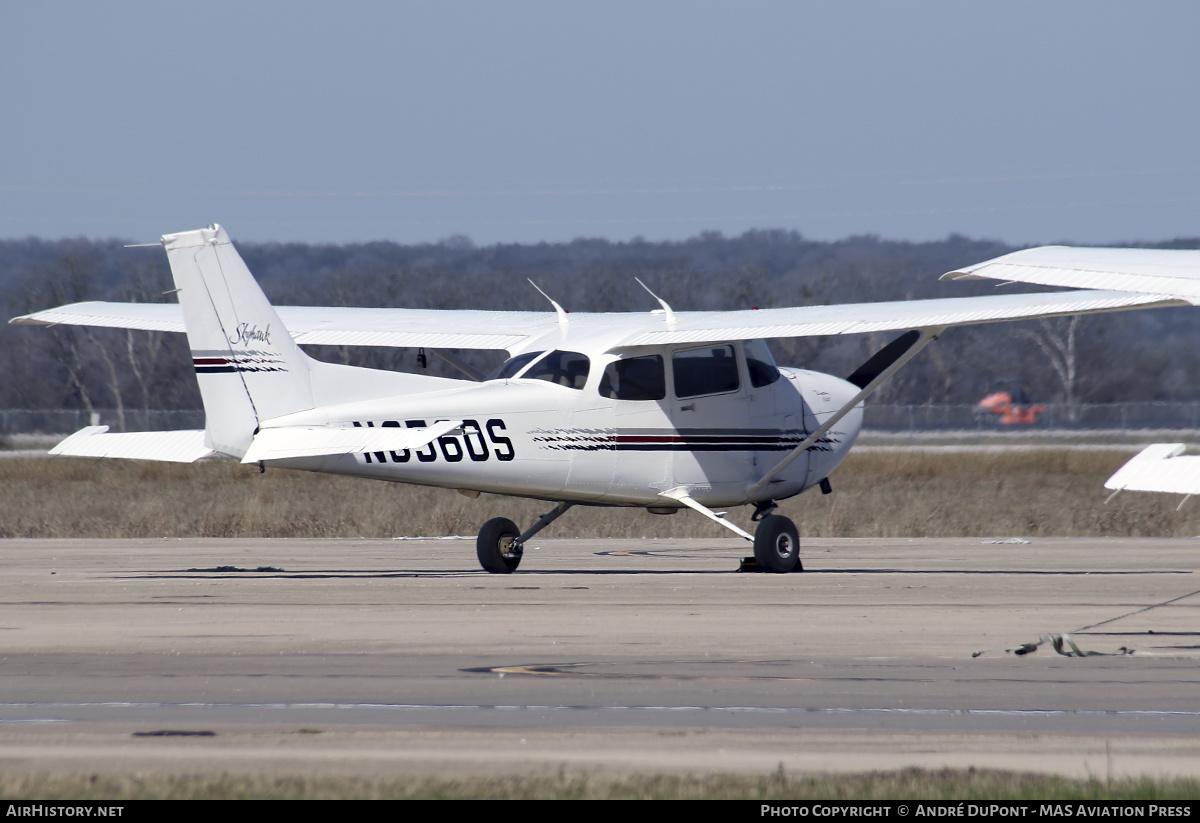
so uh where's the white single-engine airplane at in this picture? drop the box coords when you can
[12,226,1198,572]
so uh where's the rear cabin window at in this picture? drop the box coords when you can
[522,350,591,389]
[599,355,666,401]
[673,345,740,398]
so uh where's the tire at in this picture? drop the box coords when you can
[753,514,801,573]
[477,517,522,573]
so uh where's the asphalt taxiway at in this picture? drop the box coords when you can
[0,535,1197,779]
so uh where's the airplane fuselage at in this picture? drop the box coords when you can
[265,345,863,509]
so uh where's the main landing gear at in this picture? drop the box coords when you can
[476,501,575,574]
[750,501,802,573]
[476,498,802,574]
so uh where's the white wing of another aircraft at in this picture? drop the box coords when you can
[1104,444,1200,496]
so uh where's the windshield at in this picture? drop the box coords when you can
[484,351,545,381]
[744,339,781,387]
[522,350,591,389]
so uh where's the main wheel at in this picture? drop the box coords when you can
[753,514,801,573]
[477,517,522,573]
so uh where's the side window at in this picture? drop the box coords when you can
[744,339,781,388]
[673,345,740,398]
[599,355,665,401]
[523,350,591,389]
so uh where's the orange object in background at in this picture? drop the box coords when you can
[978,386,1046,425]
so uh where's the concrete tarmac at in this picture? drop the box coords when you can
[0,535,1198,780]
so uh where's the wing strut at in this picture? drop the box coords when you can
[846,329,922,389]
[661,488,754,541]
[746,327,943,496]
[428,348,486,381]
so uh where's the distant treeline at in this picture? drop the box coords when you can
[3,230,1199,425]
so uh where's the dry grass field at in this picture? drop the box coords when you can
[2,448,1197,540]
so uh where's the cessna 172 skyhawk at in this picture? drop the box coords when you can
[11,226,1196,573]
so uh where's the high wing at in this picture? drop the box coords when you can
[607,289,1179,346]
[10,302,547,352]
[942,246,1200,304]
[10,289,1182,353]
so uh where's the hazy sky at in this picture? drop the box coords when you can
[3,1,1199,246]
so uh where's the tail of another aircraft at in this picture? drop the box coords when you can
[163,224,316,457]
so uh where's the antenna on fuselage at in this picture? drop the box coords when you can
[528,279,568,328]
[634,277,676,328]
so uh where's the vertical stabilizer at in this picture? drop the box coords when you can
[162,224,315,457]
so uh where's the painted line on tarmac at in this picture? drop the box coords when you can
[3,701,1200,718]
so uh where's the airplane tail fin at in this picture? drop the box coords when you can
[163,224,315,458]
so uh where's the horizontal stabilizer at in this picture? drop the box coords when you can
[1104,443,1200,494]
[49,426,213,463]
[241,420,462,464]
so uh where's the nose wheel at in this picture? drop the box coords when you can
[753,514,802,573]
[476,517,523,573]
[476,502,576,573]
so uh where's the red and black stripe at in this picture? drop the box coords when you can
[192,354,287,374]
[533,428,837,452]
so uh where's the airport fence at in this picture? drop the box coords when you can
[0,409,204,436]
[2,403,1200,438]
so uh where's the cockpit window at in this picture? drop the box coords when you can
[522,350,591,389]
[485,351,544,381]
[673,345,740,398]
[744,339,781,388]
[599,354,665,400]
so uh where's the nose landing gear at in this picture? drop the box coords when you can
[476,517,523,573]
[476,501,575,573]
